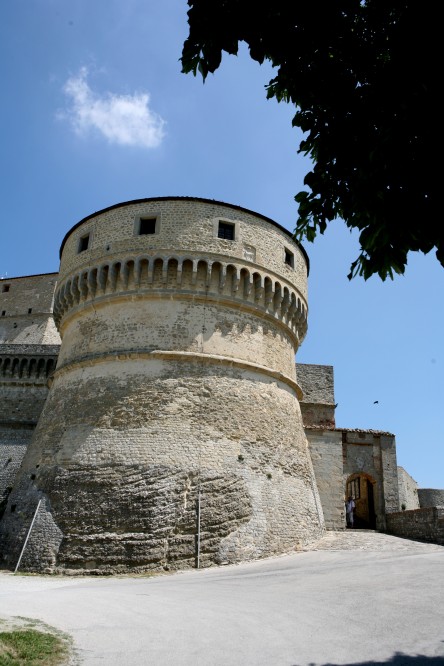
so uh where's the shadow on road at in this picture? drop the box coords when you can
[304,653,444,666]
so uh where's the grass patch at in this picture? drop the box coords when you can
[0,628,69,665]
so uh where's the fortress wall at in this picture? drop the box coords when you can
[380,434,400,514]
[300,404,336,428]
[0,383,49,424]
[398,466,420,510]
[0,315,60,345]
[305,428,344,529]
[0,198,323,574]
[386,507,444,545]
[296,364,335,403]
[296,364,336,427]
[57,299,298,379]
[2,359,322,572]
[0,344,60,506]
[0,274,58,315]
[58,198,308,300]
[0,425,34,517]
[418,489,444,508]
[0,274,60,345]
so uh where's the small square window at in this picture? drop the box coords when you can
[284,249,294,268]
[138,218,157,235]
[1,311,5,316]
[2,284,10,293]
[78,234,90,253]
[218,221,235,241]
[28,308,32,314]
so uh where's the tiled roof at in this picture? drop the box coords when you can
[304,424,395,436]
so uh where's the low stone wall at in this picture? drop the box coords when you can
[386,507,444,546]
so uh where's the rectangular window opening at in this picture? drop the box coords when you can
[138,218,157,235]
[78,234,90,253]
[218,221,235,241]
[284,249,294,268]
[1,311,5,316]
[2,284,10,293]
[28,308,32,314]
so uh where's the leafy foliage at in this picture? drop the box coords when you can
[181,1,440,279]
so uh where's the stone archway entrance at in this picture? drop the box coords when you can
[346,473,377,529]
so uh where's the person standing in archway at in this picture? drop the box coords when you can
[345,496,355,528]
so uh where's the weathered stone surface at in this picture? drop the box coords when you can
[418,488,444,508]
[386,506,444,545]
[398,466,420,510]
[0,198,323,573]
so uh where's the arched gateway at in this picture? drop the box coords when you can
[346,473,377,529]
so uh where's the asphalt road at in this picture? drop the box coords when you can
[1,532,444,666]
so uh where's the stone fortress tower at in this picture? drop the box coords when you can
[0,197,325,573]
[0,274,60,522]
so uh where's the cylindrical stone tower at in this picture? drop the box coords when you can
[0,197,324,573]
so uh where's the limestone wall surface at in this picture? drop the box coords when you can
[305,428,344,529]
[397,466,420,510]
[297,364,335,404]
[58,197,309,300]
[297,364,335,427]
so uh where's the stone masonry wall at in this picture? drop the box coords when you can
[297,364,335,427]
[0,361,323,573]
[58,198,309,300]
[380,434,400,514]
[305,428,344,529]
[398,466,420,510]
[0,343,60,509]
[0,198,324,574]
[0,274,60,345]
[386,507,444,545]
[0,425,34,519]
[418,489,444,508]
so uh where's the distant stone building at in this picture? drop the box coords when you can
[0,197,441,573]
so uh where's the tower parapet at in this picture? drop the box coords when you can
[0,198,324,573]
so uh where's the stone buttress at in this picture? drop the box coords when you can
[0,197,324,573]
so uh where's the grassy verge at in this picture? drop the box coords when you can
[0,620,74,666]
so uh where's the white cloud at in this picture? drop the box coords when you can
[61,67,166,148]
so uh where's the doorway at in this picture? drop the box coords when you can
[346,474,377,529]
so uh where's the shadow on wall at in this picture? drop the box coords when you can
[302,653,444,665]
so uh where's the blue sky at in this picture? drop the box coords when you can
[1,0,443,488]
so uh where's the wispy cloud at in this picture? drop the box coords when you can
[60,67,166,148]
